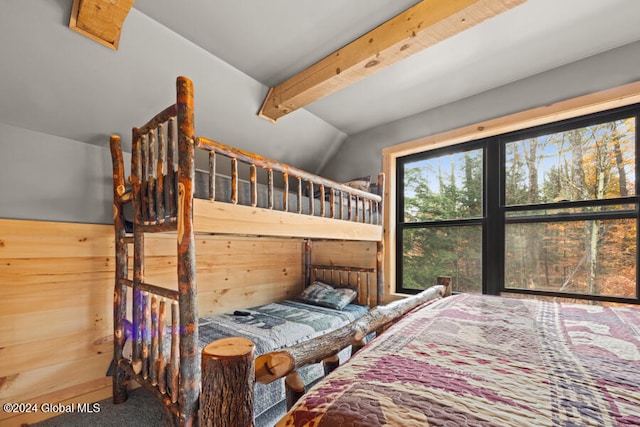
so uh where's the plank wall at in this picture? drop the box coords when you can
[0,219,374,425]
[0,220,115,426]
[0,219,316,425]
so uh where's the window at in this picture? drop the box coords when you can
[396,104,640,304]
[398,146,484,294]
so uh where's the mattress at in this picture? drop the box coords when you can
[278,294,640,426]
[198,300,369,418]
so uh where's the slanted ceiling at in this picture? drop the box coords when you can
[67,0,526,117]
[258,0,526,122]
[69,0,135,50]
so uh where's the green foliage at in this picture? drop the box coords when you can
[401,117,637,298]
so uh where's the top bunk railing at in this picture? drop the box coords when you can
[196,137,383,224]
[123,91,384,230]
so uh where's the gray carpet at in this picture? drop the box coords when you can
[32,388,173,427]
[32,388,284,427]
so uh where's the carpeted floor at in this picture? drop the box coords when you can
[32,388,173,427]
[31,387,284,427]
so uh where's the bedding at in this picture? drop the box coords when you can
[296,281,358,310]
[278,294,640,427]
[198,300,369,418]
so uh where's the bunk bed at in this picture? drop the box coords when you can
[109,76,386,426]
[252,292,640,427]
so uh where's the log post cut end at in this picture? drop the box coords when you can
[199,337,256,427]
[436,276,452,297]
[255,351,295,385]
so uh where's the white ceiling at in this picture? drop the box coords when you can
[1,0,639,173]
[134,0,640,135]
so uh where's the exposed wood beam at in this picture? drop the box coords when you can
[69,0,135,50]
[258,0,527,122]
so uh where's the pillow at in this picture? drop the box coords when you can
[342,175,371,193]
[313,175,372,199]
[297,281,357,310]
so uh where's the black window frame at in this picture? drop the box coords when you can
[396,103,640,305]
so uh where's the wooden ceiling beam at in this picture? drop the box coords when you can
[258,0,527,122]
[69,0,135,50]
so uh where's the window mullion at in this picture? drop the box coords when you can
[485,141,502,295]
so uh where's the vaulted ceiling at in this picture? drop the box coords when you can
[1,0,640,173]
[133,0,640,134]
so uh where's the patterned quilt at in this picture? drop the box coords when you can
[277,294,640,426]
[198,300,369,418]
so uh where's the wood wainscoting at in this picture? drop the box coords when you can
[0,219,115,426]
[0,219,374,425]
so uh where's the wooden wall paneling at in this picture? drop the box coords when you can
[0,219,115,425]
[0,219,307,424]
[198,282,302,316]
[0,353,113,404]
[0,377,111,426]
[0,218,375,424]
[0,220,115,259]
[0,330,111,381]
[311,240,376,268]
[146,236,305,316]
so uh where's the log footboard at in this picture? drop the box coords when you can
[199,278,451,426]
[255,277,451,385]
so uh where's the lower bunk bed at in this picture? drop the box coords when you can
[198,295,369,422]
[114,262,378,426]
[120,282,370,424]
[224,286,640,427]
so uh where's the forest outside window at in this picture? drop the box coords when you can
[397,104,640,304]
[398,146,484,294]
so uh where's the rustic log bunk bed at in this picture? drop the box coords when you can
[109,76,387,426]
[248,290,640,427]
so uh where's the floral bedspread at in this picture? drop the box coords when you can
[277,294,640,426]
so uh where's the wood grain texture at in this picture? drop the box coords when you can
[0,220,116,425]
[69,0,135,49]
[200,338,255,427]
[258,0,526,121]
[193,199,383,241]
[0,219,353,424]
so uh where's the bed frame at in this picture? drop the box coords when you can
[109,76,385,426]
[198,278,452,425]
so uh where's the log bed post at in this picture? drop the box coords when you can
[304,239,312,288]
[376,172,385,306]
[176,76,200,426]
[110,135,130,404]
[437,275,452,297]
[199,337,255,427]
[284,371,305,410]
